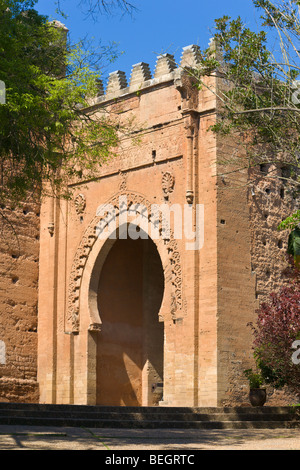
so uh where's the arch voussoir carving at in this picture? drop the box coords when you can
[66,191,184,333]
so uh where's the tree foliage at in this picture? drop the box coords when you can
[0,0,124,204]
[191,0,300,226]
[191,1,300,395]
[55,0,136,19]
[249,261,300,394]
[67,0,136,17]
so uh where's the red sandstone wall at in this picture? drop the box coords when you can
[216,134,257,406]
[0,201,40,402]
[35,51,299,407]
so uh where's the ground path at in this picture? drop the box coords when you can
[0,425,299,450]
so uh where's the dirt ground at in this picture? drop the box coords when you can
[0,425,299,451]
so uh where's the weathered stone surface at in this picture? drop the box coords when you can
[106,70,128,95]
[0,201,40,403]
[180,45,201,68]
[154,54,176,78]
[130,62,152,88]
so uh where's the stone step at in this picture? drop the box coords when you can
[0,409,296,422]
[0,416,298,430]
[0,403,294,413]
[0,404,298,429]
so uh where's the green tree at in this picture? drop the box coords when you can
[0,0,125,204]
[56,0,136,18]
[189,0,300,228]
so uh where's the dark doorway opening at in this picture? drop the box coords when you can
[96,235,164,406]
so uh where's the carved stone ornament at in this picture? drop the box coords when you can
[66,191,184,334]
[48,222,55,236]
[118,170,127,192]
[162,172,175,196]
[74,194,86,215]
[186,190,194,205]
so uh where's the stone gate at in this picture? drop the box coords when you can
[36,45,296,407]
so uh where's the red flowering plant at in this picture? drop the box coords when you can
[249,259,300,397]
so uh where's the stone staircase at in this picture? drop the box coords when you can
[0,403,299,429]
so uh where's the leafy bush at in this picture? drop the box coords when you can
[249,263,300,395]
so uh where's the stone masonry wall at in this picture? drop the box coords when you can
[248,166,299,405]
[0,200,40,402]
[216,131,299,406]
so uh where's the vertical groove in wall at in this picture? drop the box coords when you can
[193,117,200,407]
[69,333,74,404]
[52,196,60,403]
[64,200,75,404]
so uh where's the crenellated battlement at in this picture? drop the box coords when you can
[93,44,203,104]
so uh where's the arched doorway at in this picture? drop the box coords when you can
[96,235,165,406]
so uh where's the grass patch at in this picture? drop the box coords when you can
[83,428,111,450]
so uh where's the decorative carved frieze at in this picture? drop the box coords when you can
[66,191,184,333]
[118,170,127,192]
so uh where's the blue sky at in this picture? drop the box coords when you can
[36,0,261,83]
